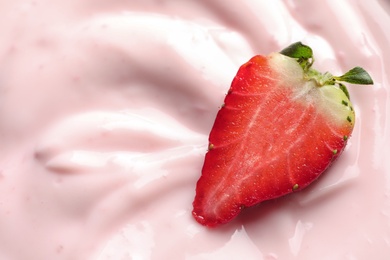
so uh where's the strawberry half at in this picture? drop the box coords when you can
[192,42,373,227]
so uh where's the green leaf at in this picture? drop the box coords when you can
[334,67,374,85]
[280,42,313,59]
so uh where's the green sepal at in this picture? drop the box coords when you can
[280,42,314,71]
[338,83,350,99]
[334,67,374,85]
[280,42,374,94]
[280,42,313,59]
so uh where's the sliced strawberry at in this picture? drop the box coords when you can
[192,42,373,227]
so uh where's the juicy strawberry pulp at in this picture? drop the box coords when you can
[192,54,353,227]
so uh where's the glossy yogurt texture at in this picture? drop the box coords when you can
[1,0,390,259]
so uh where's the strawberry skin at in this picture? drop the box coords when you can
[192,43,372,227]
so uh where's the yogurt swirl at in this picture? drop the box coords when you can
[0,0,389,259]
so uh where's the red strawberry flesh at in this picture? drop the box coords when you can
[192,53,355,227]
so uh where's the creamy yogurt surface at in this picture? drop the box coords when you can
[1,0,390,259]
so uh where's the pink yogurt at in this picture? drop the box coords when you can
[0,0,389,259]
